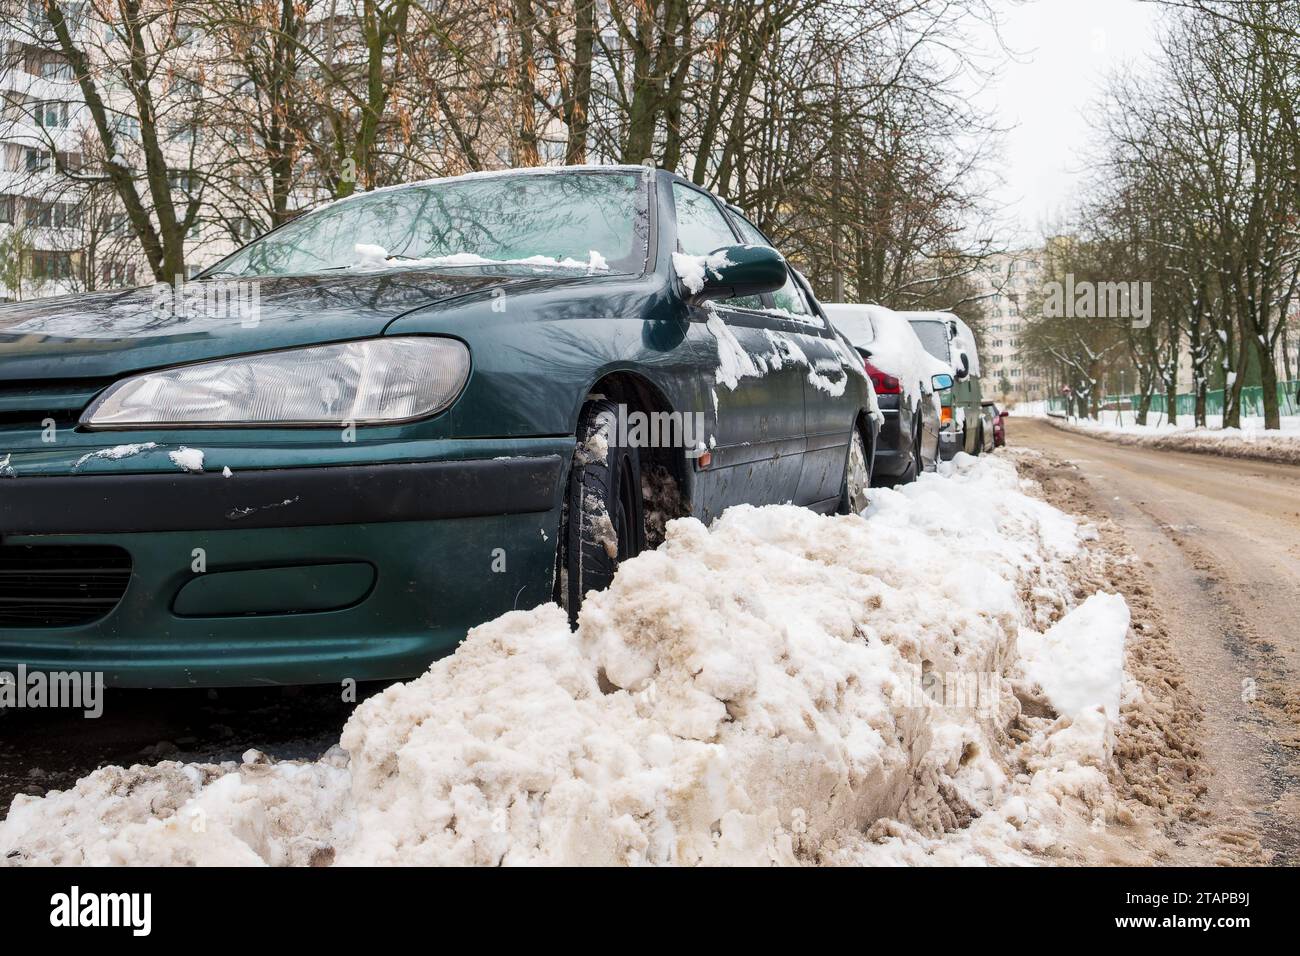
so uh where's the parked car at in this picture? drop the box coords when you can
[0,166,878,688]
[824,303,954,485]
[984,400,1008,448]
[903,311,984,458]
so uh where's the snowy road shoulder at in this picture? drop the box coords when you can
[1040,412,1300,465]
[1,454,1142,866]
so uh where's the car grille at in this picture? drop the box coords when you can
[0,378,112,430]
[0,544,132,627]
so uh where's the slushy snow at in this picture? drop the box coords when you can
[0,454,1128,866]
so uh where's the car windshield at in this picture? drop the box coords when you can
[208,170,650,279]
[909,319,951,364]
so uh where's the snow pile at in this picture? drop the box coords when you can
[825,303,953,407]
[1018,592,1128,721]
[1,455,1129,867]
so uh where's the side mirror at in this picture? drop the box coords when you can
[931,372,954,391]
[955,352,970,379]
[677,243,787,303]
[999,411,1009,420]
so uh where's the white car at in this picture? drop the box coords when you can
[825,303,955,484]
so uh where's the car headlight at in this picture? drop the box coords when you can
[81,337,470,428]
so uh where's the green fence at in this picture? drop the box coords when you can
[1047,381,1300,419]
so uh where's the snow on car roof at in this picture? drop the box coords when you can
[897,310,981,378]
[824,302,953,405]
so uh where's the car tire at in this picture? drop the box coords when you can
[838,423,872,515]
[559,399,646,627]
[896,419,921,485]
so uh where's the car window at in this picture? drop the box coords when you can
[672,183,737,255]
[909,320,952,363]
[673,183,767,311]
[725,208,816,322]
[722,212,773,310]
[212,170,649,278]
[771,270,812,316]
[729,212,770,247]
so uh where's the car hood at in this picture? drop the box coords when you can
[0,269,567,380]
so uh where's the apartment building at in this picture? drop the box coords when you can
[0,6,241,302]
[976,251,1048,405]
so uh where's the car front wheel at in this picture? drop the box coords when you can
[559,399,646,626]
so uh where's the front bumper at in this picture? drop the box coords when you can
[0,443,568,687]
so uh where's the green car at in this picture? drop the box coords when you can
[0,166,879,687]
[903,312,984,459]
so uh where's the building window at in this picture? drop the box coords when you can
[27,200,78,228]
[113,115,140,140]
[38,59,73,81]
[168,169,195,194]
[35,100,69,128]
[30,250,75,281]
[100,260,137,288]
[24,148,51,173]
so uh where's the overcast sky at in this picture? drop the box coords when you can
[976,0,1164,245]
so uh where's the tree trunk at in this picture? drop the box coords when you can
[1256,334,1281,430]
[565,0,595,165]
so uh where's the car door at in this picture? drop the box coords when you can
[672,182,805,519]
[728,212,855,509]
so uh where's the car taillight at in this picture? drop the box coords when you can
[864,361,901,395]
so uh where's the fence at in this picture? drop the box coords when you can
[1046,381,1300,419]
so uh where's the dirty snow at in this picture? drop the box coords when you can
[1,454,1131,867]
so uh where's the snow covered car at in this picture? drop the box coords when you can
[903,312,984,459]
[824,303,954,485]
[0,166,878,688]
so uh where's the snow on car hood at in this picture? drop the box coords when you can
[0,454,1128,866]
